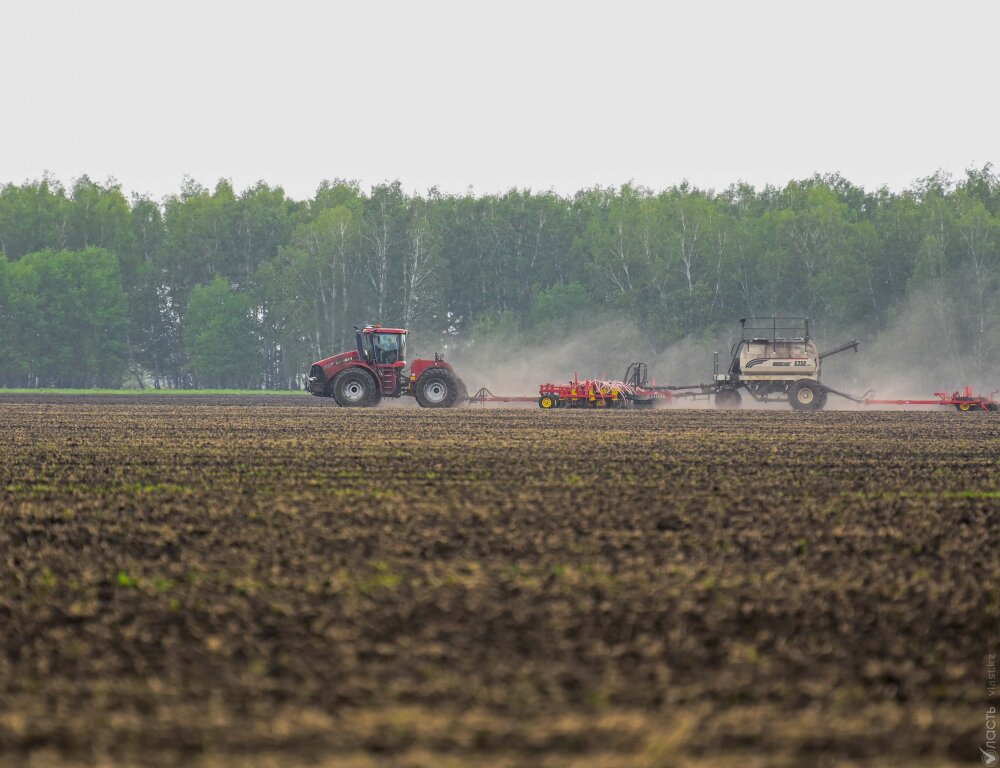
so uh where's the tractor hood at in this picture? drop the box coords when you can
[314,350,360,369]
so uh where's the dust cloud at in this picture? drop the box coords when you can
[442,320,731,401]
[445,318,650,397]
[835,287,1000,403]
[436,301,999,409]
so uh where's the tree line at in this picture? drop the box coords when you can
[0,167,998,388]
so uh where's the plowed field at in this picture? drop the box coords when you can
[1,395,997,767]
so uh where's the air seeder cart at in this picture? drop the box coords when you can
[663,317,861,410]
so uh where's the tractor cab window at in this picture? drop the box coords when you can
[372,333,403,364]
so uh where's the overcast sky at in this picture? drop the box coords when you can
[1,1,997,201]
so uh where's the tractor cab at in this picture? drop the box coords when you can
[356,325,408,396]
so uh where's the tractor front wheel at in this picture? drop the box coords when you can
[789,379,823,411]
[415,369,462,408]
[331,368,380,407]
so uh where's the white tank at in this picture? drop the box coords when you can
[738,338,819,380]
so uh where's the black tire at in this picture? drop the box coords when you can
[715,388,742,409]
[331,368,379,407]
[815,389,829,410]
[455,377,469,407]
[789,379,822,411]
[414,369,461,408]
[538,394,559,410]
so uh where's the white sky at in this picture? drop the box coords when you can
[1,0,997,201]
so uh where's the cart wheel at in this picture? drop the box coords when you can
[957,402,973,412]
[539,395,559,410]
[715,389,742,409]
[789,379,823,411]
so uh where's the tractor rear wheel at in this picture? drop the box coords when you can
[332,368,379,407]
[415,369,462,408]
[715,389,742,409]
[789,379,823,411]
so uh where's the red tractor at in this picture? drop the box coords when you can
[306,324,468,408]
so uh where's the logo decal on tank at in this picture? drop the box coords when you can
[745,358,808,368]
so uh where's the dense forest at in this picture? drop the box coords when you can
[0,167,998,389]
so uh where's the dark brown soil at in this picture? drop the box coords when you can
[1,396,997,766]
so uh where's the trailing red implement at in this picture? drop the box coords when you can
[536,369,674,409]
[864,386,1000,412]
